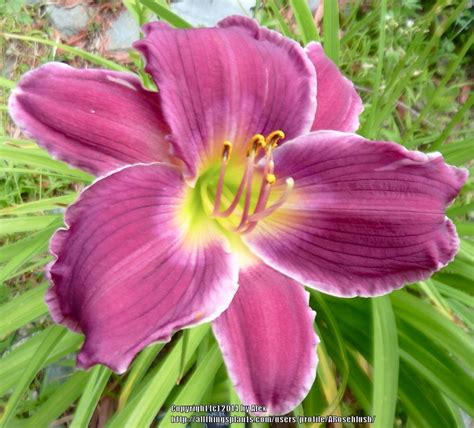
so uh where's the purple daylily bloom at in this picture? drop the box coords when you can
[9,16,466,415]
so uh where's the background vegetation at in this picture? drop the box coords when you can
[0,0,472,427]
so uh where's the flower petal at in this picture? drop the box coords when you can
[46,163,238,373]
[306,43,363,132]
[134,16,316,177]
[9,63,171,176]
[212,262,318,416]
[244,131,467,297]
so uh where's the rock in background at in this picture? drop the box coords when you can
[170,0,256,26]
[105,10,140,52]
[26,0,320,56]
[45,4,91,37]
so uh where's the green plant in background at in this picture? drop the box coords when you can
[0,0,473,427]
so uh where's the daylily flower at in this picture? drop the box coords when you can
[9,16,466,415]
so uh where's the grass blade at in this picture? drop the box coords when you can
[398,323,474,415]
[361,0,387,138]
[138,0,192,28]
[399,364,461,428]
[0,219,61,283]
[430,92,474,150]
[0,215,62,236]
[0,77,15,89]
[0,328,82,396]
[107,325,209,427]
[0,144,93,182]
[0,325,66,427]
[372,296,399,428]
[323,0,340,65]
[289,0,319,43]
[160,344,223,427]
[0,195,75,215]
[117,343,164,409]
[24,371,89,428]
[0,33,128,71]
[391,289,474,373]
[70,366,112,428]
[0,284,48,339]
[266,0,292,37]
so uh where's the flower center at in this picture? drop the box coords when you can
[209,130,294,234]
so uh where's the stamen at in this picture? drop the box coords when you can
[234,136,265,230]
[246,177,294,224]
[222,141,233,164]
[265,130,285,149]
[234,158,255,231]
[247,134,266,156]
[216,155,252,218]
[266,173,276,184]
[213,136,260,218]
[238,132,283,232]
[211,131,291,231]
[212,141,233,216]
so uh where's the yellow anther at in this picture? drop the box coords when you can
[247,134,266,156]
[222,141,233,163]
[265,130,285,148]
[266,173,276,184]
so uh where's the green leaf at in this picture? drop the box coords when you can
[23,371,89,428]
[0,328,82,396]
[117,343,165,410]
[289,0,319,44]
[391,290,474,373]
[0,230,49,264]
[0,220,61,283]
[309,291,349,415]
[454,221,474,236]
[160,343,223,427]
[448,201,474,217]
[370,0,469,134]
[346,350,371,413]
[323,0,340,65]
[0,77,15,89]
[438,139,474,166]
[446,299,474,330]
[0,143,93,182]
[407,32,474,139]
[107,325,210,427]
[0,33,128,71]
[398,321,474,415]
[137,0,192,28]
[0,325,66,427]
[70,366,112,428]
[266,0,292,37]
[0,284,48,339]
[361,0,387,138]
[434,280,474,307]
[0,195,76,215]
[399,364,461,428]
[0,215,62,236]
[430,92,474,150]
[372,296,399,428]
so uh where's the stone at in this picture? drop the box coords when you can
[45,4,90,37]
[105,10,140,51]
[170,0,256,27]
[308,0,320,11]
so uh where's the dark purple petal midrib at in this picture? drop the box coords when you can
[265,215,446,251]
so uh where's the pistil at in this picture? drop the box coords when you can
[246,177,295,223]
